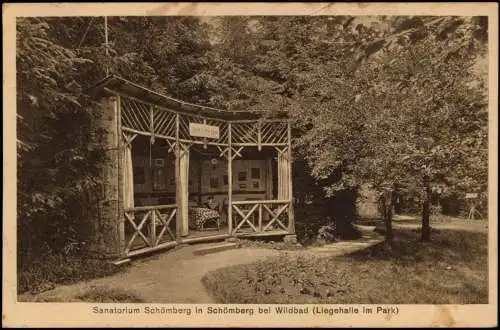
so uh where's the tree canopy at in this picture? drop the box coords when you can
[17,15,489,254]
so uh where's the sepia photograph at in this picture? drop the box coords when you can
[3,2,498,328]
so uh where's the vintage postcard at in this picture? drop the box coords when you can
[3,2,498,328]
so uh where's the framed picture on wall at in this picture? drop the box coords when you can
[154,158,164,167]
[210,177,219,188]
[238,171,247,182]
[153,167,167,190]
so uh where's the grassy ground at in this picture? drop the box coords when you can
[22,285,144,302]
[357,213,479,226]
[202,228,488,304]
[18,253,129,295]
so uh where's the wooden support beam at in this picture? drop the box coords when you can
[257,121,262,151]
[287,121,295,234]
[175,113,181,240]
[116,94,126,256]
[231,146,243,159]
[258,203,263,232]
[178,144,190,237]
[149,105,155,144]
[150,207,156,246]
[228,122,233,235]
[125,204,177,212]
[126,241,177,258]
[232,199,289,205]
[197,154,203,205]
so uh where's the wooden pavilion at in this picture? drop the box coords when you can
[87,75,295,259]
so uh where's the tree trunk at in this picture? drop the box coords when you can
[421,174,431,242]
[380,190,394,241]
[385,189,394,241]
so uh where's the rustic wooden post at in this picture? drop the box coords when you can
[116,95,127,255]
[257,121,262,152]
[258,203,263,232]
[287,121,295,234]
[228,122,233,235]
[197,155,203,205]
[178,144,190,237]
[277,149,287,200]
[89,95,124,259]
[150,207,156,246]
[175,113,181,240]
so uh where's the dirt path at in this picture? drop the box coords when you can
[20,245,282,303]
[19,232,384,303]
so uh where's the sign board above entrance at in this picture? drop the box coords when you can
[465,193,478,199]
[189,123,220,139]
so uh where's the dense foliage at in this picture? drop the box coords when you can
[17,15,488,290]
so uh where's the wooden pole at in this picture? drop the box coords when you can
[257,121,262,152]
[104,16,109,76]
[258,203,262,232]
[277,150,285,200]
[228,122,233,235]
[150,208,156,246]
[197,154,203,206]
[180,145,190,237]
[287,122,295,234]
[115,95,126,255]
[175,113,181,240]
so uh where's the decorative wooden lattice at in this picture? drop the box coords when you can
[230,121,288,147]
[153,107,177,138]
[231,122,258,144]
[261,121,288,145]
[120,95,289,148]
[121,98,151,133]
[124,204,177,255]
[231,200,290,235]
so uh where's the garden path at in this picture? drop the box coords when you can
[19,232,384,303]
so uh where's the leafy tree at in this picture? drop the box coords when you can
[16,16,217,263]
[209,16,488,242]
[368,18,488,241]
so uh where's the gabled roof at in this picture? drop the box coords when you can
[86,75,266,120]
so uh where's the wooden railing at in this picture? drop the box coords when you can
[123,204,177,255]
[231,200,290,235]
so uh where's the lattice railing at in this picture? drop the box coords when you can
[231,200,290,235]
[124,204,177,255]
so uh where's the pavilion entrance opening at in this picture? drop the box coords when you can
[88,75,295,258]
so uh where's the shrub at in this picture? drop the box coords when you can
[294,188,362,244]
